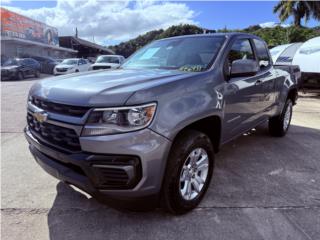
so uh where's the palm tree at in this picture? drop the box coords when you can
[274,1,320,27]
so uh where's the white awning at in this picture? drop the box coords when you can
[1,36,78,53]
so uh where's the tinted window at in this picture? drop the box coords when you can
[96,56,120,64]
[253,39,271,68]
[3,59,21,66]
[22,59,31,66]
[227,39,254,65]
[28,59,37,64]
[61,59,78,65]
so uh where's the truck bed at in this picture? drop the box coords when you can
[274,64,302,87]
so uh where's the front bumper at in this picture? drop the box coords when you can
[53,68,75,75]
[25,126,171,202]
[1,70,16,80]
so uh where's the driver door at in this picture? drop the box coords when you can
[221,38,264,143]
[79,59,89,71]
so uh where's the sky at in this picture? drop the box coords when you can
[2,0,319,46]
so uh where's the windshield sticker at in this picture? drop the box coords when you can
[140,48,160,60]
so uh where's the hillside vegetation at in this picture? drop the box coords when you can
[109,24,320,57]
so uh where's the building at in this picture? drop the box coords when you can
[1,8,77,61]
[59,36,114,59]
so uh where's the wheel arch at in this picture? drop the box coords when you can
[287,87,298,105]
[171,115,222,153]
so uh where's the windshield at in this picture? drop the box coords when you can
[3,59,21,66]
[96,56,120,64]
[61,59,78,65]
[122,36,225,72]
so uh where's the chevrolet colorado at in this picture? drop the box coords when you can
[25,33,300,214]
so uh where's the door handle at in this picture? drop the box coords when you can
[255,79,263,85]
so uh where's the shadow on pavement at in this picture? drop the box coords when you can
[47,124,320,240]
[1,74,51,82]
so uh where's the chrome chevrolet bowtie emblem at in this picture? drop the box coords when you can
[33,110,48,123]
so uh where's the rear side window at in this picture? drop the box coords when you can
[22,59,32,66]
[253,39,271,69]
[29,59,37,64]
[227,39,254,65]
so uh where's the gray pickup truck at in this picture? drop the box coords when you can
[25,33,300,214]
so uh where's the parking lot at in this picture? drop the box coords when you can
[1,77,320,240]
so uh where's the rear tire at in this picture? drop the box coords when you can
[34,70,40,78]
[161,130,214,214]
[17,71,24,80]
[269,99,293,137]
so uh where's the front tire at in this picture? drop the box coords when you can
[161,130,214,214]
[269,99,293,137]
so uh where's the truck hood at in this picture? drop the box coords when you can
[55,64,76,68]
[30,68,192,106]
[1,65,19,70]
[91,63,119,67]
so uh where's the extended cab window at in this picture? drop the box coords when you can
[253,39,271,69]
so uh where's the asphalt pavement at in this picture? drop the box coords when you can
[1,77,320,240]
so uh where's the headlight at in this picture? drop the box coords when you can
[82,103,157,136]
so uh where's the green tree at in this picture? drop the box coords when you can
[109,24,205,57]
[274,1,320,27]
[109,24,320,56]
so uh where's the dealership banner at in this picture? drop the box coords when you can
[1,8,59,46]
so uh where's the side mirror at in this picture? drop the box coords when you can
[230,59,259,78]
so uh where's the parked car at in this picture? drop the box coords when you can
[30,56,60,74]
[90,55,125,70]
[1,58,40,80]
[25,33,300,214]
[53,58,90,75]
[54,59,63,63]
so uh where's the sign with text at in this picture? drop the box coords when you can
[1,8,59,46]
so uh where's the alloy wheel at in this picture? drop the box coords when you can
[179,147,209,200]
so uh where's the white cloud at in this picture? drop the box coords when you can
[259,22,290,28]
[4,0,197,45]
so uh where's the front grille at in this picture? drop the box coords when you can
[56,68,68,72]
[93,66,111,70]
[31,97,89,117]
[27,112,81,152]
[1,70,9,77]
